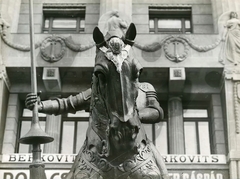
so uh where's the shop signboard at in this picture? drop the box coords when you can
[0,169,229,179]
[0,154,229,178]
[1,154,227,164]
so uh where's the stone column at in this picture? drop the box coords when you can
[224,67,240,179]
[168,97,185,154]
[43,114,61,153]
[0,66,11,154]
[210,94,226,154]
[2,94,19,154]
[100,0,132,19]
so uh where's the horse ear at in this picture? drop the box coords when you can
[93,27,106,47]
[124,23,136,46]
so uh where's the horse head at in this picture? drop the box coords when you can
[91,19,143,155]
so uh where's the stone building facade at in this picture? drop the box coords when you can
[0,0,240,178]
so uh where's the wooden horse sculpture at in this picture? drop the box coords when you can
[71,23,165,179]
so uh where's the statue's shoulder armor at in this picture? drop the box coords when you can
[138,82,155,92]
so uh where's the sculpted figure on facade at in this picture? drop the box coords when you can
[222,11,240,65]
[0,14,9,36]
[26,12,169,179]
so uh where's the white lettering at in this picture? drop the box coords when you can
[190,171,196,179]
[16,172,27,179]
[182,173,189,179]
[173,173,180,179]
[216,174,223,179]
[2,154,227,164]
[197,173,203,179]
[204,173,210,179]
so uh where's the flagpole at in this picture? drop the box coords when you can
[19,0,54,178]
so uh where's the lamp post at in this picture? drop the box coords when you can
[19,0,54,178]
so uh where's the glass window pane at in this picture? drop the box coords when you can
[53,18,77,28]
[61,122,75,153]
[184,122,198,154]
[44,18,49,28]
[183,109,208,118]
[149,19,154,28]
[185,19,191,28]
[155,122,168,154]
[158,19,181,29]
[76,121,88,152]
[199,122,211,154]
[80,19,85,29]
[143,124,153,141]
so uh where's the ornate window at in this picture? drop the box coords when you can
[43,4,85,33]
[149,6,192,34]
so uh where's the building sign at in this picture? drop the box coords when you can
[2,154,76,163]
[1,154,227,164]
[0,170,229,179]
[163,155,227,164]
[168,170,229,179]
[0,170,68,179]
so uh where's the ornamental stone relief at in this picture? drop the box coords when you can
[134,35,221,63]
[40,36,66,63]
[163,37,189,63]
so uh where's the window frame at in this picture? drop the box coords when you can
[183,102,212,155]
[42,4,85,34]
[59,115,89,154]
[149,6,192,34]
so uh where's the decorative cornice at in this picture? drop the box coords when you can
[224,68,240,80]
[43,3,85,8]
[234,82,240,134]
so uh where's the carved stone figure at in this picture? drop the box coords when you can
[0,14,9,36]
[222,11,240,65]
[26,12,169,179]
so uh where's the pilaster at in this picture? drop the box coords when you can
[2,94,20,154]
[0,67,10,154]
[43,114,61,153]
[210,94,226,154]
[168,97,185,154]
[223,66,240,179]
